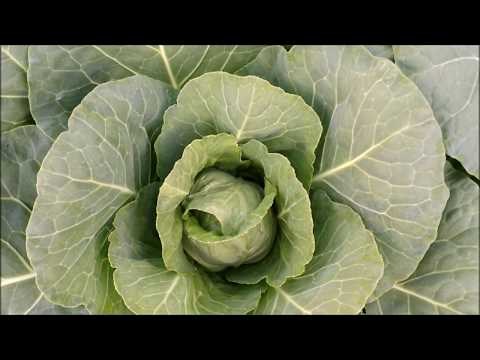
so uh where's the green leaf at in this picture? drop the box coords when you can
[242,45,449,298]
[226,140,315,287]
[156,134,246,274]
[182,170,277,272]
[27,45,266,138]
[1,240,87,314]
[366,163,479,314]
[1,46,33,132]
[183,169,265,236]
[393,46,479,179]
[25,75,175,313]
[1,125,84,314]
[109,182,263,314]
[254,190,383,314]
[366,46,394,60]
[154,71,322,189]
[1,125,52,209]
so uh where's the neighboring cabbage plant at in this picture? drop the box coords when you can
[1,45,478,315]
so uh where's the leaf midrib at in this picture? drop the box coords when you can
[392,284,463,314]
[146,45,179,89]
[1,272,36,287]
[1,47,27,72]
[276,288,312,315]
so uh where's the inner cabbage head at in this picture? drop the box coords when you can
[181,168,277,271]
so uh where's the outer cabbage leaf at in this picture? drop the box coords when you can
[1,126,84,314]
[241,45,449,299]
[25,75,176,313]
[254,190,383,314]
[154,72,322,189]
[366,163,479,314]
[27,45,266,138]
[1,126,52,209]
[1,240,87,314]
[393,45,479,179]
[366,46,394,60]
[1,46,33,132]
[109,182,263,314]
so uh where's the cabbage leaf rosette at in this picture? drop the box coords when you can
[2,45,476,315]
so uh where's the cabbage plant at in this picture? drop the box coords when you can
[1,45,478,315]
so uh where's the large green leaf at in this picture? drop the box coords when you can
[154,71,322,189]
[1,46,33,132]
[25,75,176,313]
[1,126,52,209]
[393,46,479,179]
[1,240,87,314]
[27,45,266,138]
[226,140,315,287]
[366,163,479,314]
[242,45,449,299]
[254,190,383,314]
[1,125,84,314]
[366,46,394,60]
[109,182,263,314]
